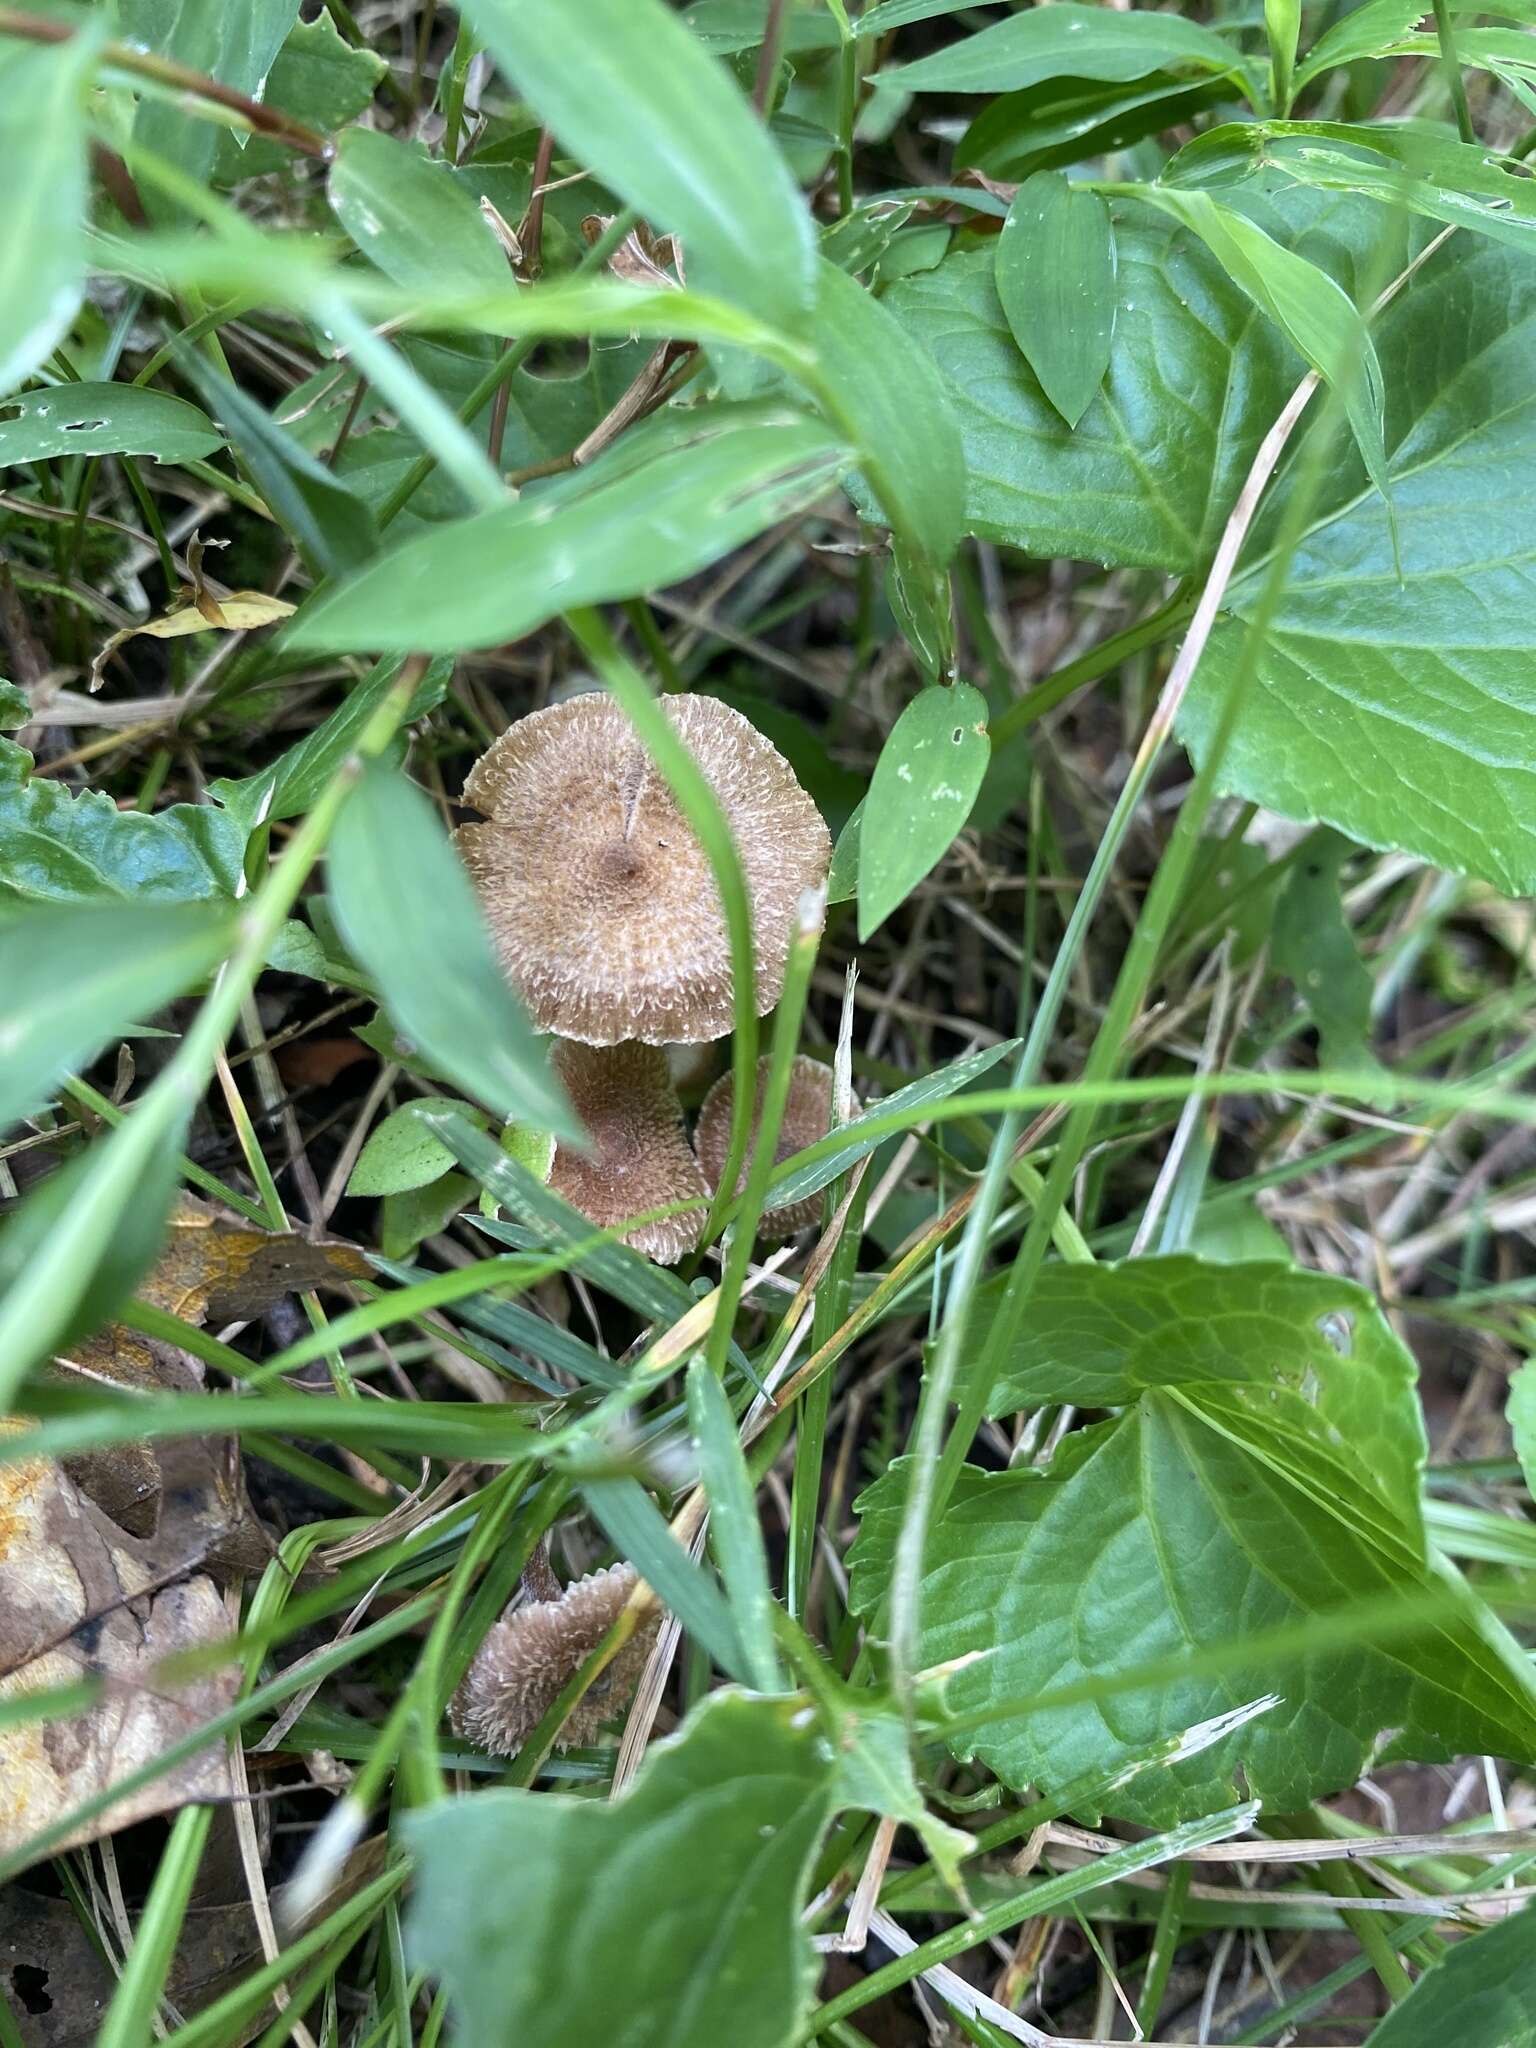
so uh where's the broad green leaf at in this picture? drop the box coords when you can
[851,1256,1536,1825]
[876,1,1252,99]
[457,0,816,331]
[975,1255,1426,1526]
[1510,1362,1536,1500]
[0,23,104,399]
[327,761,577,1139]
[406,1692,836,2048]
[0,684,26,728]
[1271,829,1379,1070]
[0,382,224,463]
[122,0,300,198]
[381,1172,473,1261]
[686,1362,783,1693]
[214,12,386,181]
[346,1100,467,1198]
[685,0,842,56]
[176,355,379,580]
[328,129,511,295]
[885,188,1536,889]
[0,903,233,1133]
[830,1705,972,1897]
[1167,121,1536,254]
[288,404,846,655]
[814,258,963,568]
[996,172,1116,430]
[958,72,1227,184]
[1364,1901,1536,2047]
[1131,184,1389,501]
[0,737,243,908]
[858,683,989,940]
[1296,0,1481,88]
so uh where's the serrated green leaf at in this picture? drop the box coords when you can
[288,404,846,655]
[1510,1362,1536,1501]
[0,903,234,1133]
[327,761,577,1138]
[0,22,104,399]
[406,1692,836,2048]
[996,172,1116,429]
[0,383,224,463]
[858,683,989,939]
[1272,829,1379,1070]
[122,0,300,201]
[329,128,511,295]
[0,736,243,908]
[457,0,816,332]
[850,1256,1536,1825]
[347,1099,468,1197]
[876,1,1251,98]
[1363,1901,1536,2046]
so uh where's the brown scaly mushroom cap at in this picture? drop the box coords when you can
[457,693,831,1045]
[548,1040,708,1265]
[449,1563,659,1755]
[694,1053,847,1243]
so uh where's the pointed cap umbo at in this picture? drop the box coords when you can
[548,1040,708,1265]
[693,1052,844,1242]
[457,693,831,1045]
[449,1563,659,1755]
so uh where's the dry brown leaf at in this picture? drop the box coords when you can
[89,590,295,690]
[0,1438,239,1867]
[143,1195,371,1326]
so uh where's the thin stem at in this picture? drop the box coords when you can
[1429,0,1475,143]
[988,584,1194,750]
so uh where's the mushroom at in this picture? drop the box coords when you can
[449,1563,659,1755]
[457,693,831,1045]
[693,1053,847,1242]
[548,1040,708,1265]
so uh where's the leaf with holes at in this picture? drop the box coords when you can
[858,683,989,939]
[0,384,224,464]
[849,1256,1536,1825]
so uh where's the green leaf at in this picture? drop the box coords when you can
[457,0,816,332]
[1294,0,1431,86]
[327,760,577,1138]
[1364,1902,1536,2047]
[0,382,224,463]
[850,1256,1536,1825]
[830,1705,973,1898]
[876,1,1251,98]
[406,1691,836,2048]
[1131,184,1390,506]
[122,0,300,199]
[886,188,1536,889]
[1265,0,1301,110]
[175,355,379,580]
[347,1099,470,1198]
[1167,120,1536,255]
[209,655,450,837]
[958,72,1227,185]
[0,903,234,1133]
[1510,1362,1536,1501]
[813,258,963,568]
[0,736,243,908]
[288,403,846,655]
[858,682,989,940]
[214,12,385,181]
[0,22,104,399]
[582,1476,749,1683]
[381,1172,473,1261]
[0,684,26,728]
[1271,829,1379,1071]
[686,1362,783,1693]
[328,128,511,295]
[996,172,1116,430]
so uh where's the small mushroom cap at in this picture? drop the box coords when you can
[449,1563,659,1755]
[549,1041,708,1265]
[457,693,831,1045]
[694,1053,846,1242]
